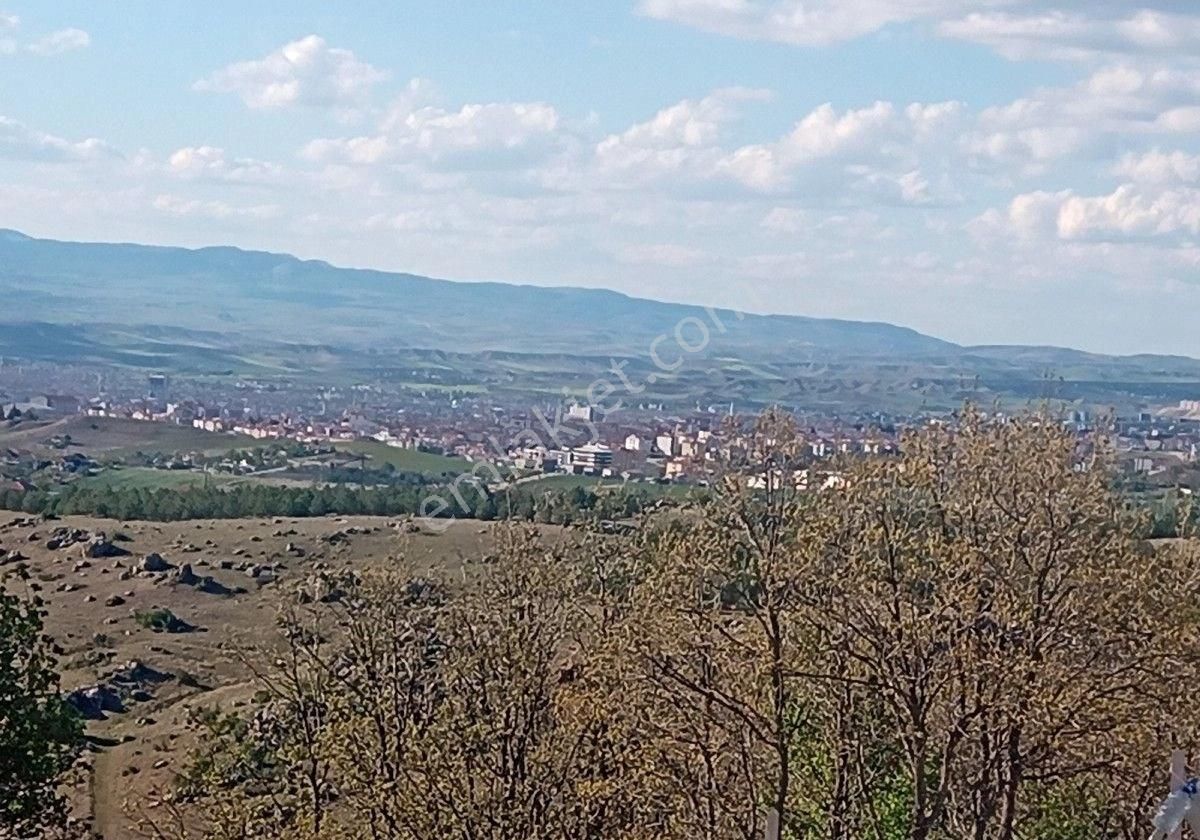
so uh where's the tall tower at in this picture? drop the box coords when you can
[148,374,170,402]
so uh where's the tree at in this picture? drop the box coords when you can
[0,577,83,835]
[141,408,1200,839]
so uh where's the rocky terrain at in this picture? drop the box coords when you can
[0,512,512,839]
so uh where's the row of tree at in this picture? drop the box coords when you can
[0,480,670,524]
[138,409,1200,839]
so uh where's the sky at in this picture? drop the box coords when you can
[2,2,1200,356]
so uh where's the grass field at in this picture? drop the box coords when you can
[0,416,258,457]
[334,439,472,476]
[74,466,240,491]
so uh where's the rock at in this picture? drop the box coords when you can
[65,685,124,719]
[141,553,171,573]
[105,595,126,607]
[173,564,198,586]
[84,538,129,559]
[111,660,172,685]
[196,576,234,596]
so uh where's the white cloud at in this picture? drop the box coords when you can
[194,35,386,111]
[717,100,959,193]
[27,28,89,56]
[978,184,1200,241]
[1057,185,1200,239]
[636,0,978,47]
[166,145,284,184]
[0,12,18,31]
[0,115,113,161]
[964,63,1200,170]
[301,81,564,170]
[938,9,1200,61]
[594,87,769,180]
[1114,150,1200,185]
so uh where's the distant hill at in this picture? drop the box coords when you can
[3,229,1200,413]
[0,229,950,358]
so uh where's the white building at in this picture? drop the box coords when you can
[563,443,613,474]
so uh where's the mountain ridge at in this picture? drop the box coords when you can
[0,228,955,358]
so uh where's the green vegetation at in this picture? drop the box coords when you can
[75,466,236,491]
[0,478,681,523]
[333,440,471,476]
[0,580,83,835]
[0,415,258,457]
[133,607,190,633]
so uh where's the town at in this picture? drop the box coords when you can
[5,364,1200,500]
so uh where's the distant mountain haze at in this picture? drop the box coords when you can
[3,229,1200,413]
[0,229,949,357]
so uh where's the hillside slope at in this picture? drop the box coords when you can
[0,229,949,358]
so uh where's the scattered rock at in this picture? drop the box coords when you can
[84,538,129,559]
[141,553,172,573]
[66,685,124,719]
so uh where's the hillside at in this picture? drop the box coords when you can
[4,230,1200,412]
[0,229,948,358]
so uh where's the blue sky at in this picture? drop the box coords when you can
[3,2,1200,355]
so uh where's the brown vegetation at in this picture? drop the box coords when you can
[121,409,1200,839]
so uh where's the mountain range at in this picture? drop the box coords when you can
[2,228,1199,413]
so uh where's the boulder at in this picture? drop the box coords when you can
[141,553,171,573]
[84,538,129,559]
[65,685,124,719]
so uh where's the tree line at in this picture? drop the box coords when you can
[0,480,673,525]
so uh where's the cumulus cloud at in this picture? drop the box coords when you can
[717,100,960,194]
[594,87,769,180]
[27,28,89,56]
[963,63,1200,171]
[1114,150,1200,185]
[166,146,284,184]
[978,183,1200,241]
[301,80,564,170]
[194,35,386,111]
[0,115,113,161]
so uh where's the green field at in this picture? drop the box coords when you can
[0,416,258,457]
[74,466,239,491]
[334,440,472,476]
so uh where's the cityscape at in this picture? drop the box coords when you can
[6,2,1200,838]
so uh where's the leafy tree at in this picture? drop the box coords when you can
[0,578,83,834]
